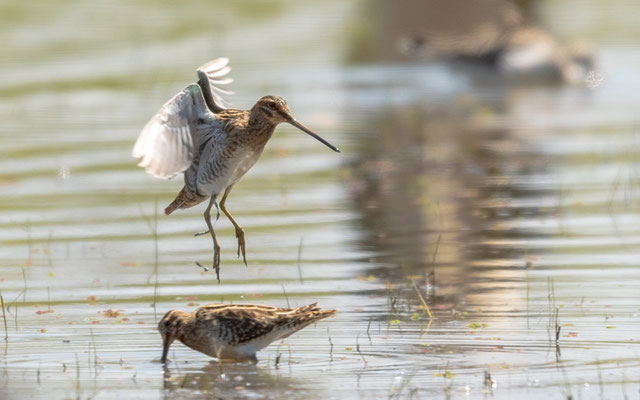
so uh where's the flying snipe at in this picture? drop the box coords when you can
[158,303,336,362]
[133,58,340,281]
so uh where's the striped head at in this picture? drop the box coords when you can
[158,309,190,363]
[250,95,340,153]
[251,95,293,125]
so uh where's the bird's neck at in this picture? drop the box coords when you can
[247,114,277,136]
[218,109,276,140]
[246,116,277,148]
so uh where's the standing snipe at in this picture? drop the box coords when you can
[133,58,339,281]
[158,303,336,362]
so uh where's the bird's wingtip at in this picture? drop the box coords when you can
[322,308,338,317]
[197,57,230,72]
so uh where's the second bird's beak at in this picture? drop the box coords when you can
[288,118,340,153]
[160,337,172,363]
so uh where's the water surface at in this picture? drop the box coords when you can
[1,0,640,399]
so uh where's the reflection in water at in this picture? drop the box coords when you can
[347,95,555,312]
[342,15,640,387]
[162,362,309,399]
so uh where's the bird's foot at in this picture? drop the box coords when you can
[235,227,247,266]
[194,230,210,237]
[196,244,221,281]
[213,243,221,282]
[195,261,209,272]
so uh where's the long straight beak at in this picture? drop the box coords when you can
[160,338,172,363]
[288,118,340,153]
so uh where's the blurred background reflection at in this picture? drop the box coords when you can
[1,0,639,398]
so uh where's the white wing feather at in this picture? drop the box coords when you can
[132,58,234,179]
[133,85,210,179]
[197,58,234,108]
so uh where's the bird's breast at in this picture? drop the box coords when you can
[196,143,264,196]
[230,148,263,184]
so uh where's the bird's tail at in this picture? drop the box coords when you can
[280,304,336,338]
[165,187,208,215]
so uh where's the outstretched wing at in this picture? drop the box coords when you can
[197,58,234,112]
[132,84,216,179]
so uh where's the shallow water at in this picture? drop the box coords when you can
[1,0,640,399]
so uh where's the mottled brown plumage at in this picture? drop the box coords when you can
[133,59,339,281]
[163,96,296,214]
[158,303,336,362]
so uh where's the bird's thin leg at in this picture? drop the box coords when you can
[202,195,221,282]
[219,185,247,266]
[194,201,220,237]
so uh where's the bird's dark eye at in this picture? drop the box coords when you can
[268,102,277,109]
